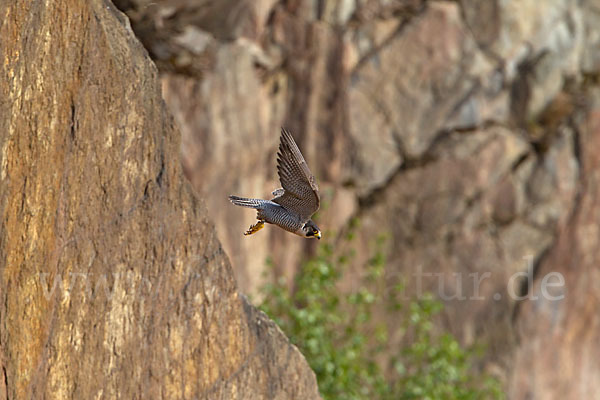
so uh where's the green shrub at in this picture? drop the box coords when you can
[258,233,503,400]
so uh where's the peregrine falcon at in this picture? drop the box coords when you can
[229,128,321,240]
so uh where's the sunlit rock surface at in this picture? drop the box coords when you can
[0,1,320,399]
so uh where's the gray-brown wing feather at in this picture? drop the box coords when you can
[273,128,320,221]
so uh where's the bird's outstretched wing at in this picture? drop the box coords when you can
[272,128,320,221]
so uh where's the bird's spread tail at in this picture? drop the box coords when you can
[228,195,265,209]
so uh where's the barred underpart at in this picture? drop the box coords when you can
[229,195,304,233]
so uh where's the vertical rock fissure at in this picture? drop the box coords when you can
[2,365,8,400]
[70,101,76,142]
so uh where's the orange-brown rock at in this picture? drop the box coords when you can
[509,89,600,400]
[0,1,320,399]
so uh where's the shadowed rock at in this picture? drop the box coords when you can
[114,0,600,397]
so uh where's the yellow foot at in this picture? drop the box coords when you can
[244,220,265,236]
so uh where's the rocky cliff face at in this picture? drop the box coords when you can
[0,1,320,399]
[510,88,600,399]
[113,0,600,396]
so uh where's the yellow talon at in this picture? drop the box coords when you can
[244,220,265,236]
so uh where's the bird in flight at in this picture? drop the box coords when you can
[229,128,321,240]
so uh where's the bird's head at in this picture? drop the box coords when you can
[303,220,321,240]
